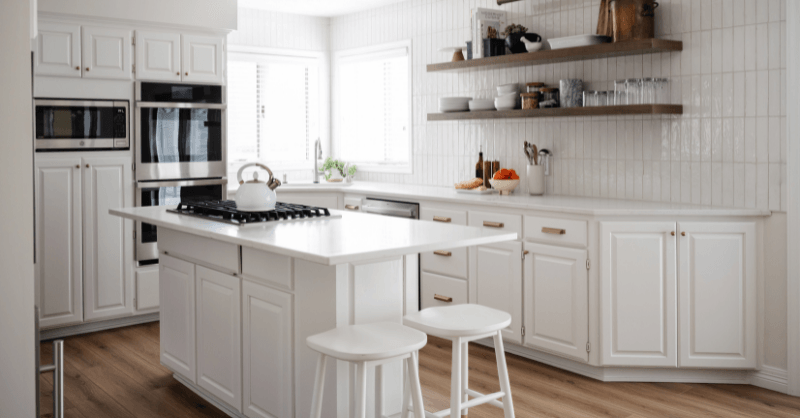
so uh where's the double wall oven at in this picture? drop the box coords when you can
[135,82,227,263]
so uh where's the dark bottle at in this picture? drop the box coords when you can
[475,145,484,180]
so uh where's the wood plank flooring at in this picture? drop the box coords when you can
[38,322,800,417]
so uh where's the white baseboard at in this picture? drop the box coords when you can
[750,365,789,394]
[173,374,245,418]
[39,313,160,341]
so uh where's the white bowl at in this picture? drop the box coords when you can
[548,34,610,50]
[494,96,517,111]
[496,83,520,95]
[439,97,472,112]
[489,179,520,195]
[469,99,496,111]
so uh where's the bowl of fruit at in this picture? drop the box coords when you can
[489,168,520,195]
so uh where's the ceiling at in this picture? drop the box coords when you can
[238,0,409,17]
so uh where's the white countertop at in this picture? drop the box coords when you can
[110,206,517,266]
[274,182,771,217]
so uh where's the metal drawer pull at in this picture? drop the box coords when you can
[433,216,451,223]
[681,232,686,236]
[542,227,566,235]
[671,231,676,236]
[434,294,453,303]
[345,204,359,211]
[433,250,452,257]
[483,221,504,228]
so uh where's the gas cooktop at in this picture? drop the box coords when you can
[167,200,340,226]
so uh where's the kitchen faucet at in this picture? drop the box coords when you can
[313,138,323,183]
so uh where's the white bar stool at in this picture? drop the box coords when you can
[307,322,428,418]
[403,304,515,418]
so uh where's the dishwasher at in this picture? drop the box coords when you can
[361,198,420,313]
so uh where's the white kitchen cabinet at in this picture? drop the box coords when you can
[34,158,83,328]
[599,222,677,367]
[82,156,133,321]
[678,222,756,369]
[81,26,132,80]
[523,243,589,362]
[160,255,196,382]
[196,266,242,412]
[181,34,224,84]
[470,241,523,344]
[242,280,293,418]
[421,272,468,309]
[134,265,160,313]
[134,30,182,82]
[35,22,81,78]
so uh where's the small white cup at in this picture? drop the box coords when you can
[527,165,545,196]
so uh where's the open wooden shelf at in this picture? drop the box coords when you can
[426,39,683,72]
[427,104,683,121]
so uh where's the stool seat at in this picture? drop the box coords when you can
[307,322,427,362]
[404,304,512,338]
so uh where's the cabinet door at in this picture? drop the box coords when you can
[83,157,133,321]
[181,34,224,84]
[196,266,242,411]
[599,222,677,367]
[160,255,196,382]
[81,26,132,80]
[135,30,181,82]
[522,243,589,362]
[135,266,160,313]
[35,158,83,328]
[470,241,523,344]
[678,222,756,369]
[242,281,293,418]
[35,22,81,77]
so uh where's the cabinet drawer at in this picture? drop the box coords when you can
[343,196,362,212]
[242,247,293,290]
[420,207,468,279]
[421,272,468,310]
[159,229,239,273]
[468,210,522,238]
[524,216,588,247]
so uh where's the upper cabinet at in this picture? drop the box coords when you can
[81,26,132,80]
[135,30,182,82]
[35,22,81,77]
[181,34,224,84]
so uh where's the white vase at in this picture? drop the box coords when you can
[527,164,545,195]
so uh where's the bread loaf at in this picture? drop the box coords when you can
[455,178,484,190]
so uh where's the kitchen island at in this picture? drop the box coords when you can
[111,205,517,418]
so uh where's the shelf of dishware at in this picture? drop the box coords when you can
[426,38,683,73]
[426,104,684,121]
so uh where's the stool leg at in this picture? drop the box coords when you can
[450,338,462,418]
[493,331,515,418]
[401,357,411,418]
[310,353,327,418]
[407,351,426,418]
[461,341,469,417]
[354,361,368,418]
[375,364,384,418]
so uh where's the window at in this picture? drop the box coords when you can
[227,49,322,182]
[336,41,411,173]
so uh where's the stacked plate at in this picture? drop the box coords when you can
[468,99,495,111]
[439,97,472,112]
[549,34,611,50]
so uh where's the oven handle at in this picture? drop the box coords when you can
[34,99,116,107]
[136,102,226,110]
[362,205,416,218]
[136,178,228,189]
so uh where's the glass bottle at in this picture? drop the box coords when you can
[475,145,484,180]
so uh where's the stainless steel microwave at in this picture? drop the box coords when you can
[34,99,129,151]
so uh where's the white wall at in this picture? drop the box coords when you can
[0,0,36,416]
[38,0,238,30]
[330,0,787,213]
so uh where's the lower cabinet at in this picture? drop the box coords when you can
[522,242,589,362]
[134,265,160,313]
[242,281,293,418]
[470,241,523,344]
[420,272,467,309]
[196,266,242,412]
[159,255,196,381]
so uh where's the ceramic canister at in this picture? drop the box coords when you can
[559,79,584,108]
[527,165,545,196]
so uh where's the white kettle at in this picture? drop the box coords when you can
[235,163,281,212]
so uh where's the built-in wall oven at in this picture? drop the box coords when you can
[34,99,129,151]
[135,82,226,181]
[135,179,227,263]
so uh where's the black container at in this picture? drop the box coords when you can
[482,38,506,57]
[506,33,542,54]
[466,41,473,59]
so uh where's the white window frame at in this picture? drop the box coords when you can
[333,39,413,174]
[227,45,329,172]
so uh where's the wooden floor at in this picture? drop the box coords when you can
[38,322,800,418]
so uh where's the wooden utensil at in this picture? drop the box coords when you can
[533,144,539,165]
[597,0,614,37]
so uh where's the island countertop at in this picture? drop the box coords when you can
[111,206,518,266]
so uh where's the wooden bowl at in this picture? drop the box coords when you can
[489,179,520,195]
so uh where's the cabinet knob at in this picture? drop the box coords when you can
[185,72,189,76]
[176,72,180,76]
[75,165,79,169]
[85,164,90,168]
[681,232,686,236]
[671,231,676,236]
[483,221,504,228]
[433,250,452,257]
[85,67,90,71]
[75,66,80,70]
[434,294,453,303]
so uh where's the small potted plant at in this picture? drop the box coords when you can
[320,158,357,182]
[502,24,541,54]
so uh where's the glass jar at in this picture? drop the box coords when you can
[521,92,539,109]
[655,78,670,104]
[614,79,627,105]
[641,77,656,104]
[539,87,560,108]
[526,82,545,93]
[583,90,595,107]
[598,91,608,106]
[626,78,642,105]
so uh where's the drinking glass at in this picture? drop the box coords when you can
[641,78,655,104]
[655,78,670,104]
[598,91,608,106]
[614,79,627,105]
[626,78,642,105]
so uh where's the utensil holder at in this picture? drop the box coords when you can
[527,165,545,196]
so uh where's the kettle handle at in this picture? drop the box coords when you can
[237,162,275,186]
